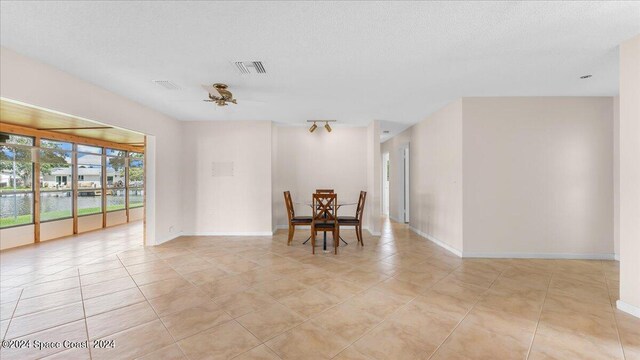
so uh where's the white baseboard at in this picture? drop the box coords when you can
[409,227,462,257]
[617,300,640,319]
[183,231,274,236]
[462,252,616,260]
[276,224,380,237]
[388,215,401,223]
[154,231,183,246]
[615,253,620,261]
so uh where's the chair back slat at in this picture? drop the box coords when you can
[284,191,295,220]
[355,191,367,221]
[315,189,335,194]
[312,193,338,222]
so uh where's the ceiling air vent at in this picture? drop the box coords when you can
[152,80,181,90]
[234,61,267,74]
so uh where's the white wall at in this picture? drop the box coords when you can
[383,97,615,259]
[273,126,368,228]
[181,121,273,235]
[618,35,640,318]
[366,121,382,235]
[0,47,183,245]
[462,97,614,258]
[408,100,464,253]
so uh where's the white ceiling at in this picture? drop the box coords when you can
[1,1,639,138]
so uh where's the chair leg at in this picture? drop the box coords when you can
[358,225,364,246]
[287,225,294,246]
[311,228,316,255]
[334,228,339,254]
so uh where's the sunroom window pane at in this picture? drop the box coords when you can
[78,190,102,216]
[128,188,144,208]
[106,157,125,188]
[0,193,33,228]
[0,160,33,192]
[40,191,72,221]
[107,189,125,211]
[77,145,102,154]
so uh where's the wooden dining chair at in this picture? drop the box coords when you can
[315,189,334,193]
[311,193,339,254]
[284,191,312,246]
[338,191,366,246]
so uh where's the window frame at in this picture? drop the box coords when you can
[0,133,36,229]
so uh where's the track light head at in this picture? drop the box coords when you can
[324,122,332,132]
[309,122,318,133]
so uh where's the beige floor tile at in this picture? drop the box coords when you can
[125,260,173,275]
[1,220,635,360]
[6,302,85,338]
[1,299,18,320]
[537,307,619,343]
[80,267,129,285]
[197,274,251,299]
[181,267,229,285]
[178,320,261,360]
[460,305,537,342]
[148,286,212,316]
[20,277,80,299]
[278,287,338,318]
[214,288,278,318]
[237,303,305,342]
[373,277,423,302]
[548,278,611,305]
[41,347,91,360]
[1,320,87,360]
[92,319,174,360]
[615,310,640,359]
[160,300,232,340]
[81,275,137,299]
[439,321,531,360]
[233,344,281,360]
[136,344,187,360]
[333,346,374,360]
[529,330,624,360]
[253,278,308,300]
[429,278,486,302]
[312,278,366,302]
[83,287,146,317]
[139,277,195,299]
[266,321,350,360]
[131,268,182,286]
[352,318,438,360]
[86,301,158,340]
[1,319,9,339]
[344,288,406,320]
[311,302,382,343]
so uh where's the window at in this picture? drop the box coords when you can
[106,148,126,211]
[40,139,73,221]
[0,133,34,228]
[128,151,144,209]
[77,144,103,216]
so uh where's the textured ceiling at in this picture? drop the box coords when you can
[1,1,639,136]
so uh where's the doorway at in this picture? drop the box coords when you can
[402,144,410,223]
[382,152,389,215]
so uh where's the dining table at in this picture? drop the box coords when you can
[296,200,357,252]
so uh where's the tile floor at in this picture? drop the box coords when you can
[0,220,638,359]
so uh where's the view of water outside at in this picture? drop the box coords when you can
[0,192,143,226]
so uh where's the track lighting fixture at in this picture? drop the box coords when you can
[307,120,336,133]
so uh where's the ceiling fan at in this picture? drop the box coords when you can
[203,83,237,106]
